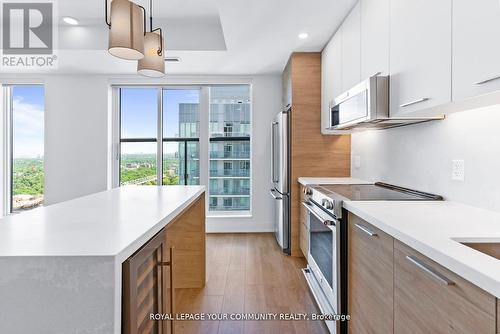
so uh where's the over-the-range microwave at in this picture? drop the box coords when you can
[327,75,444,131]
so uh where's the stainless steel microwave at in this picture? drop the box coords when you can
[328,75,389,130]
[327,75,444,131]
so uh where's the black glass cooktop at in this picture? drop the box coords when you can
[315,182,443,201]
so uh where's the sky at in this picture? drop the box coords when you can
[121,88,199,155]
[12,86,45,159]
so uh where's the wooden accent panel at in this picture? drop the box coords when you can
[122,229,168,334]
[394,240,496,334]
[165,193,206,289]
[299,186,308,257]
[348,213,394,334]
[497,298,499,334]
[285,52,351,257]
[463,242,500,260]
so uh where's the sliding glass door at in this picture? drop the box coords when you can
[162,89,200,185]
[119,87,200,186]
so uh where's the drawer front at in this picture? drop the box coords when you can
[348,213,394,334]
[394,240,496,334]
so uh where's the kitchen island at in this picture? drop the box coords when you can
[0,186,206,334]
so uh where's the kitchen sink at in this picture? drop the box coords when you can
[459,241,500,260]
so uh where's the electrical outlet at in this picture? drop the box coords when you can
[452,159,465,181]
[354,155,361,169]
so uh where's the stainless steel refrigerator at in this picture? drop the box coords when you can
[270,107,291,255]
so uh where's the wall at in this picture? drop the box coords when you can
[44,75,110,204]
[351,104,500,212]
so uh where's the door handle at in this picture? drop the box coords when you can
[270,189,282,200]
[399,97,429,108]
[474,74,500,85]
[406,255,455,286]
[354,223,378,237]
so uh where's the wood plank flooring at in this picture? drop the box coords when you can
[174,233,328,334]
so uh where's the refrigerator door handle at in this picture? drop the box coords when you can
[271,121,279,183]
[269,189,283,200]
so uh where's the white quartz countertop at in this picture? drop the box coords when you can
[344,200,500,298]
[298,177,371,186]
[0,186,205,258]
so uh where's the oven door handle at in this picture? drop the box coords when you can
[302,201,338,226]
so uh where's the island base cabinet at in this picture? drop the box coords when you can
[394,240,496,334]
[348,213,393,334]
[122,194,206,334]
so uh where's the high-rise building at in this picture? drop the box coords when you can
[178,103,200,185]
[209,86,251,211]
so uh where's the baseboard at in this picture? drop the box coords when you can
[205,220,274,233]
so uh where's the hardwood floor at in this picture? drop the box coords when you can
[174,233,328,334]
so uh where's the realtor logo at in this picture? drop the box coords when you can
[1,0,58,70]
[3,2,53,54]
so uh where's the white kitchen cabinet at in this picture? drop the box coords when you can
[360,0,389,80]
[321,28,342,134]
[389,0,452,116]
[452,0,500,102]
[341,2,361,91]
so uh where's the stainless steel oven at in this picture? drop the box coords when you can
[302,200,341,334]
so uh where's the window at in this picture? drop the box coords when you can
[4,85,45,213]
[1,85,45,214]
[209,85,251,212]
[163,89,200,185]
[120,88,158,186]
[117,84,251,214]
[119,88,200,186]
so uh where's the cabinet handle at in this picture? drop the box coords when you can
[158,247,175,334]
[399,98,429,108]
[406,255,455,286]
[354,223,378,237]
[474,74,500,85]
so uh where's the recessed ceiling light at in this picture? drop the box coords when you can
[62,16,79,25]
[298,32,309,40]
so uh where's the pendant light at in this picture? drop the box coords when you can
[105,0,146,60]
[137,0,165,77]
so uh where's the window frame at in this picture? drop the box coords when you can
[111,84,253,217]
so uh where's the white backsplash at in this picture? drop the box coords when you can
[351,104,500,212]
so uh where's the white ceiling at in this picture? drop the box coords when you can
[24,0,357,75]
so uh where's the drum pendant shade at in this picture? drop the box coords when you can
[108,0,145,60]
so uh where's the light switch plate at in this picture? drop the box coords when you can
[354,155,361,169]
[452,159,465,181]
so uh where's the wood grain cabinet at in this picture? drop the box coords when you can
[348,213,393,334]
[283,53,351,257]
[122,194,206,334]
[299,185,309,257]
[389,0,452,116]
[394,240,497,334]
[122,229,174,334]
[452,0,500,101]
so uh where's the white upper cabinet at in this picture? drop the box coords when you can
[389,0,452,115]
[321,28,342,134]
[360,0,389,80]
[452,0,500,101]
[341,2,361,91]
